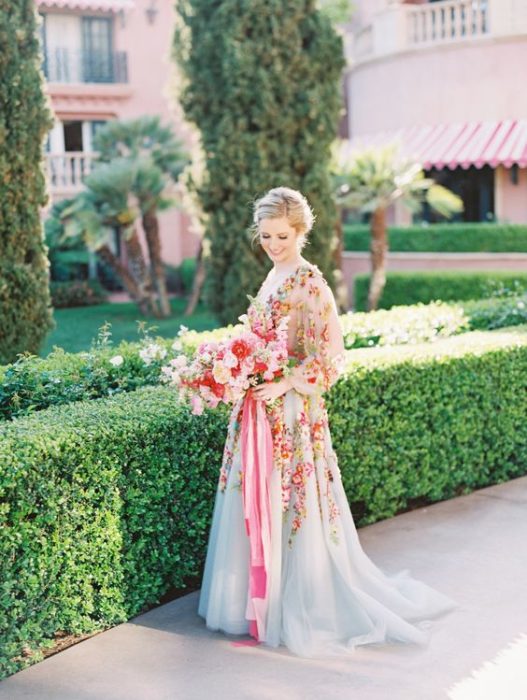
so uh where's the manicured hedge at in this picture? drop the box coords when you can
[2,293,527,421]
[50,280,108,308]
[0,387,228,678]
[2,325,527,676]
[327,326,527,523]
[344,222,527,253]
[354,271,527,311]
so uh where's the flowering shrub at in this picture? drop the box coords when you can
[340,301,469,349]
[2,293,527,421]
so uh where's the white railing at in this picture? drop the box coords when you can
[407,0,488,46]
[346,0,521,65]
[46,152,97,195]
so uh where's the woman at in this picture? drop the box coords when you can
[197,186,458,658]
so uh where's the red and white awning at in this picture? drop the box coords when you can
[345,119,527,170]
[36,0,134,11]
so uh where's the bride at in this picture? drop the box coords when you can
[197,186,458,657]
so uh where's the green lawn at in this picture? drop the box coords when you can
[42,297,221,356]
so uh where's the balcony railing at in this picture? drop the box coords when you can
[46,152,97,196]
[407,0,488,45]
[43,48,128,84]
[346,0,527,65]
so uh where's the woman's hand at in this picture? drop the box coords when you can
[251,376,292,402]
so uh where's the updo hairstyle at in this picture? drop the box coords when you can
[251,186,315,251]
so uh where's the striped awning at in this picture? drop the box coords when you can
[36,0,134,10]
[345,119,527,170]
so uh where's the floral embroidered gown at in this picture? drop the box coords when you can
[197,262,458,658]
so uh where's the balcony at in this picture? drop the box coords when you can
[46,152,97,197]
[43,48,128,84]
[407,0,488,46]
[347,0,527,66]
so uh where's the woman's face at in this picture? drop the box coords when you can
[259,216,301,265]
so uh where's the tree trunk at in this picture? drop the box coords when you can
[367,207,387,311]
[123,227,160,316]
[97,244,152,316]
[142,207,171,317]
[184,239,205,316]
[332,212,348,312]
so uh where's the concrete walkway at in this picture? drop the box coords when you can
[2,476,527,700]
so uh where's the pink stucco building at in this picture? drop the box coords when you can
[38,0,199,266]
[344,0,527,225]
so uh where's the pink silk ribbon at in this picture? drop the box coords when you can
[238,390,274,644]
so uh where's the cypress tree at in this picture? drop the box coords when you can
[0,2,54,363]
[174,0,345,324]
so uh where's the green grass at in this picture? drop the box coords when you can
[42,297,220,356]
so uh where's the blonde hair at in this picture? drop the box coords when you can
[251,186,315,250]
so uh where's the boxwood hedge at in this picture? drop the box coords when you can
[2,293,527,422]
[354,271,527,310]
[344,222,527,253]
[1,325,527,676]
[0,387,228,677]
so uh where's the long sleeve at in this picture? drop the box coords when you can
[285,271,346,396]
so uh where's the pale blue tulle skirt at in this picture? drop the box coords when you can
[197,390,459,658]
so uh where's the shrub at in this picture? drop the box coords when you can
[0,325,241,421]
[2,325,527,676]
[344,222,527,253]
[340,301,469,349]
[179,257,197,295]
[0,3,55,363]
[326,325,527,524]
[0,386,228,677]
[354,271,527,310]
[174,0,345,324]
[50,280,108,308]
[3,291,527,421]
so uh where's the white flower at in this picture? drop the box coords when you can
[177,324,189,336]
[223,351,238,368]
[160,365,177,383]
[139,343,168,365]
[170,355,188,369]
[517,301,525,309]
[110,355,124,367]
[212,361,231,384]
[172,339,182,352]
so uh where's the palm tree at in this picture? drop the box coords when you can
[60,159,158,316]
[333,142,463,311]
[93,117,189,316]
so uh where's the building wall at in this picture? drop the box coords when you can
[496,166,527,223]
[41,0,199,267]
[348,35,527,136]
[344,0,527,226]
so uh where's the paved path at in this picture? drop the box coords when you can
[2,476,527,700]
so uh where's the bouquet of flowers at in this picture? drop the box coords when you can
[161,297,291,415]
